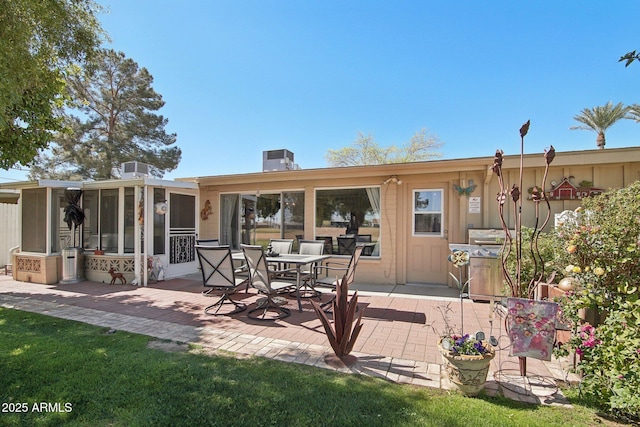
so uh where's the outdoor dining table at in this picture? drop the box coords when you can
[233,252,331,312]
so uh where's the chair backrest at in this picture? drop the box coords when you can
[343,245,364,285]
[195,245,237,289]
[241,244,272,294]
[196,239,220,247]
[317,236,333,254]
[298,240,324,255]
[269,239,293,255]
[357,234,372,243]
[337,235,356,255]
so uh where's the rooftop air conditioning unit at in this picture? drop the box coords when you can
[262,149,296,172]
[121,161,150,178]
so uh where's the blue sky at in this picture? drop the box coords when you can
[3,1,640,182]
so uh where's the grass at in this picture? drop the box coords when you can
[0,307,624,427]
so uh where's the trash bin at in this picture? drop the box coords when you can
[60,247,84,284]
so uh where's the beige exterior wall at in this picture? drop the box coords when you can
[182,147,640,288]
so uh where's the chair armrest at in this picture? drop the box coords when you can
[312,264,348,278]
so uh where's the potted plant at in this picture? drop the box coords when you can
[437,249,495,396]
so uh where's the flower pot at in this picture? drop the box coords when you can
[438,338,495,396]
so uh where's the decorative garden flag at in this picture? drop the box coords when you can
[507,297,559,361]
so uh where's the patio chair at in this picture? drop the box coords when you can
[196,239,220,246]
[241,244,295,320]
[268,238,294,272]
[316,236,333,255]
[312,245,364,310]
[337,235,356,255]
[268,238,293,255]
[195,245,247,316]
[288,240,325,298]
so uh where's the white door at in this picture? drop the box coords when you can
[167,192,197,277]
[406,187,449,284]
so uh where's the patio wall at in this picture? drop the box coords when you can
[85,254,136,285]
[13,254,60,285]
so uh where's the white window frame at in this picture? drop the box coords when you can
[412,188,444,237]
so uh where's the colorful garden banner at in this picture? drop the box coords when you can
[507,297,559,361]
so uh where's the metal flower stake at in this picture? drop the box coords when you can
[448,249,470,335]
[492,120,555,376]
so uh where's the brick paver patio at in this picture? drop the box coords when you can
[0,273,578,406]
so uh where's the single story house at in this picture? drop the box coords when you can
[2,146,639,289]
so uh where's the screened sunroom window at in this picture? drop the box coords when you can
[22,188,46,252]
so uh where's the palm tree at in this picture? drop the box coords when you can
[626,104,640,123]
[570,102,630,149]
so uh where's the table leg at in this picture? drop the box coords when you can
[296,267,302,312]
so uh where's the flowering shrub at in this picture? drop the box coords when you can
[551,182,640,420]
[574,323,601,358]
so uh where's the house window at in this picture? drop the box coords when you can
[315,187,380,256]
[219,192,305,250]
[220,194,239,248]
[21,188,47,252]
[413,189,443,236]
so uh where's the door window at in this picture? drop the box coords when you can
[413,189,443,236]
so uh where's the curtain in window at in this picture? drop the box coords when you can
[365,187,381,256]
[220,194,239,248]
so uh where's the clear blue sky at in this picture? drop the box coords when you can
[3,1,640,182]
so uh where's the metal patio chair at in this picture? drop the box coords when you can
[287,240,325,298]
[196,239,220,246]
[337,235,356,255]
[241,244,295,320]
[196,245,247,316]
[312,245,364,310]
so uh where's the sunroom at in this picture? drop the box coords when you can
[7,177,199,285]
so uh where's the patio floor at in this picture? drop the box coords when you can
[0,272,578,406]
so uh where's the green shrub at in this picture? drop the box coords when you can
[502,227,561,298]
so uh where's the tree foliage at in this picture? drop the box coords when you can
[0,0,104,170]
[569,102,631,149]
[30,49,181,180]
[325,129,442,167]
[619,50,640,68]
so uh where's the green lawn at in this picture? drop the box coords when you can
[0,307,621,426]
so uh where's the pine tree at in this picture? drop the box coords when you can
[30,49,181,180]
